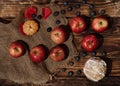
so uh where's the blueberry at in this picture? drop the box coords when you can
[32,14,36,18]
[69,61,74,66]
[82,0,87,4]
[56,20,61,24]
[63,1,68,6]
[37,15,42,19]
[75,4,81,8]
[74,56,80,61]
[81,52,87,57]
[92,51,96,56]
[61,68,66,72]
[53,11,59,16]
[68,71,74,77]
[76,11,81,16]
[77,70,81,75]
[101,51,107,57]
[67,6,73,11]
[89,11,96,17]
[100,10,106,15]
[47,27,52,32]
[61,10,66,14]
[89,4,94,9]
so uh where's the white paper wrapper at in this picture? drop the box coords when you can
[83,57,107,82]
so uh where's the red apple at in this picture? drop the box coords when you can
[29,45,48,63]
[69,17,87,34]
[42,7,52,20]
[19,22,26,35]
[91,16,109,33]
[81,34,99,52]
[51,26,69,44]
[9,40,26,58]
[49,44,68,62]
[24,6,37,19]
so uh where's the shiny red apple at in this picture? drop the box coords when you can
[24,6,37,19]
[29,45,48,63]
[69,17,87,34]
[91,16,109,33]
[19,22,26,35]
[42,7,52,20]
[81,34,99,52]
[51,26,69,44]
[49,44,68,62]
[9,40,26,58]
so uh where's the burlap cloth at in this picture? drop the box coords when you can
[0,4,75,84]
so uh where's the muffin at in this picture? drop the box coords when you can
[83,57,107,82]
[23,20,39,36]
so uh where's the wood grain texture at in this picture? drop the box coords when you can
[0,0,120,86]
[0,0,120,18]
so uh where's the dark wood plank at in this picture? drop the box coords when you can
[0,0,120,18]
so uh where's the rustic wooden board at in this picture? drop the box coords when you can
[0,0,120,86]
[0,0,120,18]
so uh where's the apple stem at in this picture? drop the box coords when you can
[54,33,59,37]
[87,41,92,45]
[55,51,60,56]
[33,50,37,54]
[99,21,103,25]
[78,23,83,28]
[14,47,19,52]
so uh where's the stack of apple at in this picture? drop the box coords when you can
[9,25,70,63]
[70,16,109,52]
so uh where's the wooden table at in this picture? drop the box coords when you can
[0,0,120,86]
